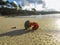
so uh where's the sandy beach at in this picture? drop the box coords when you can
[0,15,60,45]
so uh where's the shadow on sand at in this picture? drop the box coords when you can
[0,29,34,37]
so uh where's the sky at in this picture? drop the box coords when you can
[8,0,60,11]
[45,0,60,11]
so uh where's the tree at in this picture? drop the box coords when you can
[32,8,36,12]
[0,0,8,7]
[10,1,21,10]
[19,5,22,10]
[0,0,8,5]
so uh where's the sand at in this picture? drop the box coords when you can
[0,16,60,45]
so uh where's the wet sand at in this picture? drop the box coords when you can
[0,15,60,45]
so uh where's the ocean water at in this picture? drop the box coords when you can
[14,14,60,18]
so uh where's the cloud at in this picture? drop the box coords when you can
[14,0,60,11]
[13,0,45,11]
[14,0,44,6]
[45,0,60,11]
[22,3,43,11]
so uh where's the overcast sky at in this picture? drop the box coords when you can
[8,0,60,11]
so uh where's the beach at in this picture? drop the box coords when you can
[0,14,60,45]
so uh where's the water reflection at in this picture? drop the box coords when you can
[55,19,60,30]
